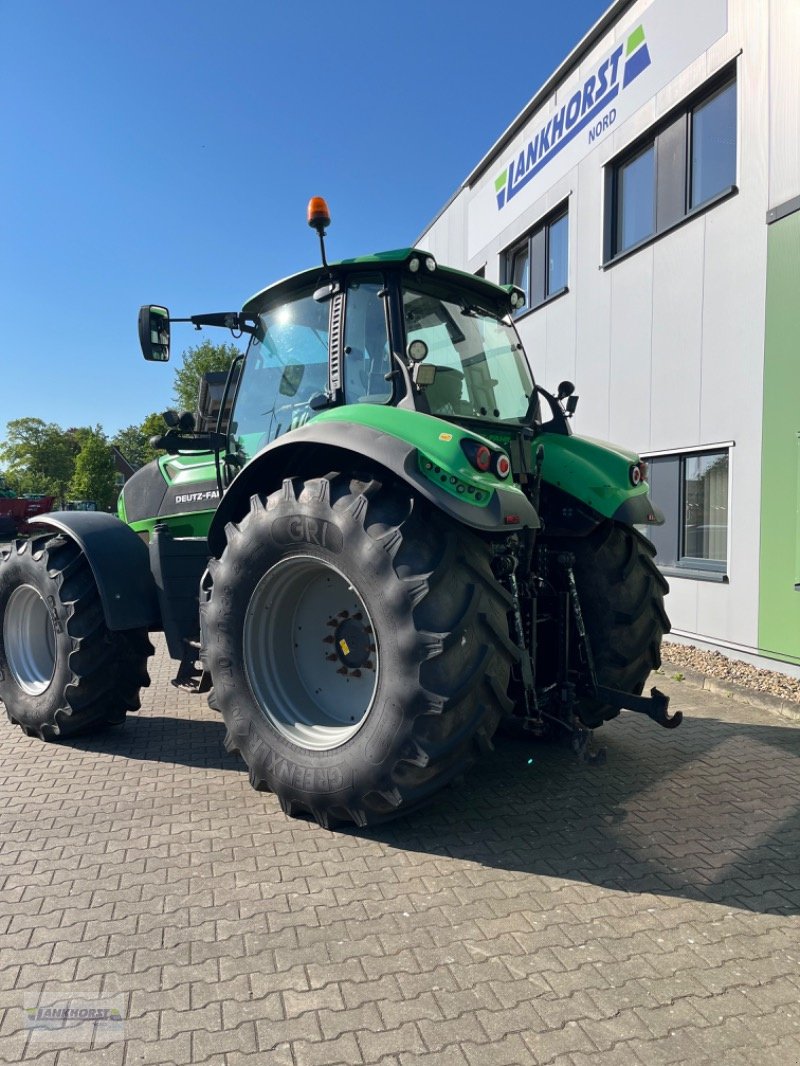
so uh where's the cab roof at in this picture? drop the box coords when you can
[241,247,514,317]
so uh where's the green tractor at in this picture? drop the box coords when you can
[0,198,679,827]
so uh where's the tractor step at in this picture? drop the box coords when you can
[170,639,211,693]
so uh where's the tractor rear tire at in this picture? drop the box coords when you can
[0,534,153,740]
[566,522,670,728]
[201,473,515,827]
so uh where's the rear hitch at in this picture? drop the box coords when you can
[595,684,683,729]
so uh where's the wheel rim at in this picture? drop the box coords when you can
[3,584,57,695]
[243,555,379,751]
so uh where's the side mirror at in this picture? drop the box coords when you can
[139,306,171,362]
[556,380,575,401]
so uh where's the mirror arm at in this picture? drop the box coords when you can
[166,313,257,335]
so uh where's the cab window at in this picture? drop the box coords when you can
[230,289,329,460]
[343,276,392,404]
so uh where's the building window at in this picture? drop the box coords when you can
[643,448,730,577]
[616,144,655,253]
[547,211,568,294]
[606,70,736,261]
[690,80,737,210]
[509,243,530,307]
[503,203,569,315]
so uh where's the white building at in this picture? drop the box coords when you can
[418,0,800,671]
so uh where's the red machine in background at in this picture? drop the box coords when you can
[0,492,56,537]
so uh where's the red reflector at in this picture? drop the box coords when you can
[504,515,520,525]
[496,455,511,478]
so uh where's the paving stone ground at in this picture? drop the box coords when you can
[1,635,799,1065]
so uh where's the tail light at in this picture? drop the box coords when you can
[630,460,649,486]
[461,439,511,479]
[461,440,492,472]
[494,454,511,479]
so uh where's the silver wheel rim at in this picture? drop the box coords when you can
[243,556,379,751]
[3,584,57,695]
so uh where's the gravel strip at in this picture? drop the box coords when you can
[662,640,800,704]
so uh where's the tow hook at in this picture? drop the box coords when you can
[595,684,683,729]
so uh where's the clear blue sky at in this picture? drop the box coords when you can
[1,0,608,439]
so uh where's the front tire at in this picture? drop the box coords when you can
[0,534,153,739]
[567,522,670,728]
[202,473,515,827]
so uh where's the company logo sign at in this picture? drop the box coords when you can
[494,26,652,210]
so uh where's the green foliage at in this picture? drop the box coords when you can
[113,412,166,470]
[172,340,240,414]
[70,429,116,510]
[0,471,16,498]
[1,419,122,508]
[0,418,79,503]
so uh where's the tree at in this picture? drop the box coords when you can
[70,429,116,510]
[172,340,240,414]
[113,412,166,470]
[0,471,16,498]
[0,418,79,503]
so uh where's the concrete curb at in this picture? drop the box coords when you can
[660,659,800,724]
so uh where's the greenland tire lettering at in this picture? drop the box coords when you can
[271,515,343,552]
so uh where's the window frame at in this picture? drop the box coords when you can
[614,141,656,255]
[341,273,394,407]
[689,77,738,212]
[604,65,737,265]
[502,200,570,317]
[641,444,733,582]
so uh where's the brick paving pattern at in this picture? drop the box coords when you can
[1,635,798,1065]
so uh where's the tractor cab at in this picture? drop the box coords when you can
[136,199,580,493]
[227,251,538,471]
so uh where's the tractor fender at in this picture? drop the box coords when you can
[208,421,539,557]
[28,512,161,632]
[537,431,664,533]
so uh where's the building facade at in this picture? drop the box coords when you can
[418,0,800,670]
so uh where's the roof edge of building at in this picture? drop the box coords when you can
[416,0,634,244]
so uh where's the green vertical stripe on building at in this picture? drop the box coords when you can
[759,210,800,665]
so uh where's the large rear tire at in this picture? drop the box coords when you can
[566,522,670,728]
[0,534,153,739]
[201,473,515,827]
